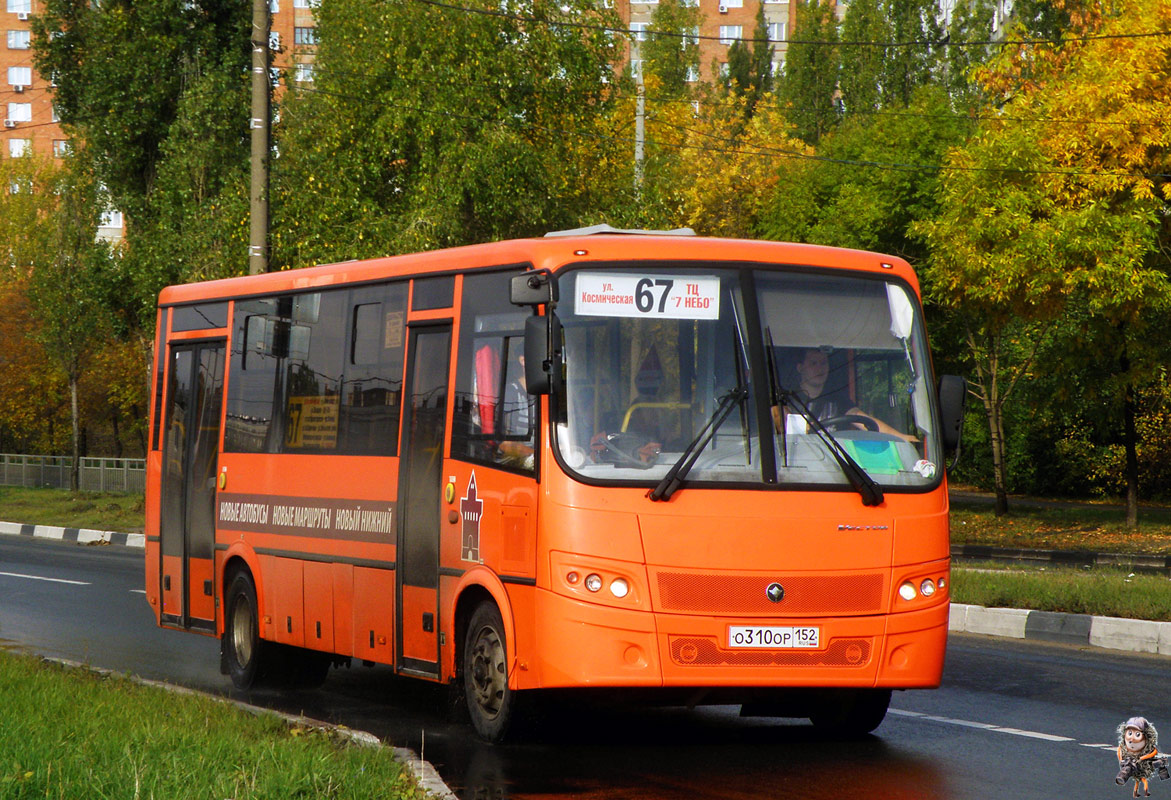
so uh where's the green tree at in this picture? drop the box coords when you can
[723,4,773,119]
[880,0,943,107]
[642,0,702,96]
[32,0,249,218]
[21,155,116,489]
[778,0,839,144]
[758,85,969,260]
[837,0,889,114]
[271,0,624,264]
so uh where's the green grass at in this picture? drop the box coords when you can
[952,563,1171,621]
[0,486,145,533]
[0,651,420,800]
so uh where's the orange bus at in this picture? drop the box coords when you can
[145,228,964,741]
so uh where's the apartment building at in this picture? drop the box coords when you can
[1,0,318,166]
[622,0,808,86]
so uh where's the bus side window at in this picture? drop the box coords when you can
[452,270,534,473]
[342,283,406,455]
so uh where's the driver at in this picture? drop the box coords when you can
[774,348,915,442]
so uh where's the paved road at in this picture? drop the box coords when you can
[0,536,1150,799]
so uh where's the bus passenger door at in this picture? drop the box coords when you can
[396,324,450,677]
[159,341,224,633]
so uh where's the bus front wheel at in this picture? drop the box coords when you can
[223,570,267,690]
[463,602,514,743]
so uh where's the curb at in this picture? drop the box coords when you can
[44,657,457,800]
[952,543,1171,575]
[950,603,1171,656]
[0,520,145,548]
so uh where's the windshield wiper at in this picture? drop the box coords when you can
[781,388,884,507]
[649,386,748,502]
[764,328,883,507]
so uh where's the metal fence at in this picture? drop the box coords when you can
[0,454,146,494]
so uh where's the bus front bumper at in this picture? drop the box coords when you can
[528,589,948,691]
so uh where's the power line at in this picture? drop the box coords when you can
[407,0,1171,50]
[287,83,1171,181]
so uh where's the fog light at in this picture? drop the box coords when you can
[566,571,580,585]
[610,578,629,598]
[920,578,936,597]
[898,581,917,601]
[585,573,603,592]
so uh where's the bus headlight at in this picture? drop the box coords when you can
[920,579,936,597]
[585,573,603,593]
[898,581,917,601]
[609,578,630,598]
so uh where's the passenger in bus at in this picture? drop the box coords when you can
[496,352,535,469]
[774,348,917,442]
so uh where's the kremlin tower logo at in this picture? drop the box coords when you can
[461,472,483,562]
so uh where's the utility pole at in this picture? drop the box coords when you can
[634,82,645,193]
[249,0,270,275]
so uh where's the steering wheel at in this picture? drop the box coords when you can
[590,431,660,468]
[819,414,879,432]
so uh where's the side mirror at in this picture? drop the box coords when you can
[510,270,559,307]
[524,314,561,396]
[938,375,966,452]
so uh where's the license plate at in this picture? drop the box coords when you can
[728,626,820,649]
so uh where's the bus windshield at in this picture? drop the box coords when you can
[554,264,942,492]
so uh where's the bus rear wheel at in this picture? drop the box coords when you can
[223,570,268,690]
[463,602,514,743]
[809,689,891,737]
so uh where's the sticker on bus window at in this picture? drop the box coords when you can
[575,273,720,320]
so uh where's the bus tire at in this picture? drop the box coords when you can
[223,570,268,690]
[809,689,891,737]
[463,602,514,743]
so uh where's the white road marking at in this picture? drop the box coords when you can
[0,571,90,586]
[129,589,146,594]
[890,708,1076,742]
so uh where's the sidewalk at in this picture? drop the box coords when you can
[3,519,1169,659]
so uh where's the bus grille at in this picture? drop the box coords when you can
[669,636,872,668]
[654,572,884,616]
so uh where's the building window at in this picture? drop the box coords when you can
[7,65,30,86]
[684,26,699,46]
[629,22,648,42]
[294,26,316,45]
[8,138,29,157]
[721,0,743,6]
[6,0,31,13]
[685,65,699,83]
[268,31,280,51]
[771,57,784,76]
[718,25,741,45]
[6,102,31,122]
[268,0,278,12]
[629,58,643,82]
[293,0,319,8]
[7,29,30,48]
[768,21,785,41]
[294,62,315,82]
[52,139,69,157]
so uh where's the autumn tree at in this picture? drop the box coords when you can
[917,0,1171,519]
